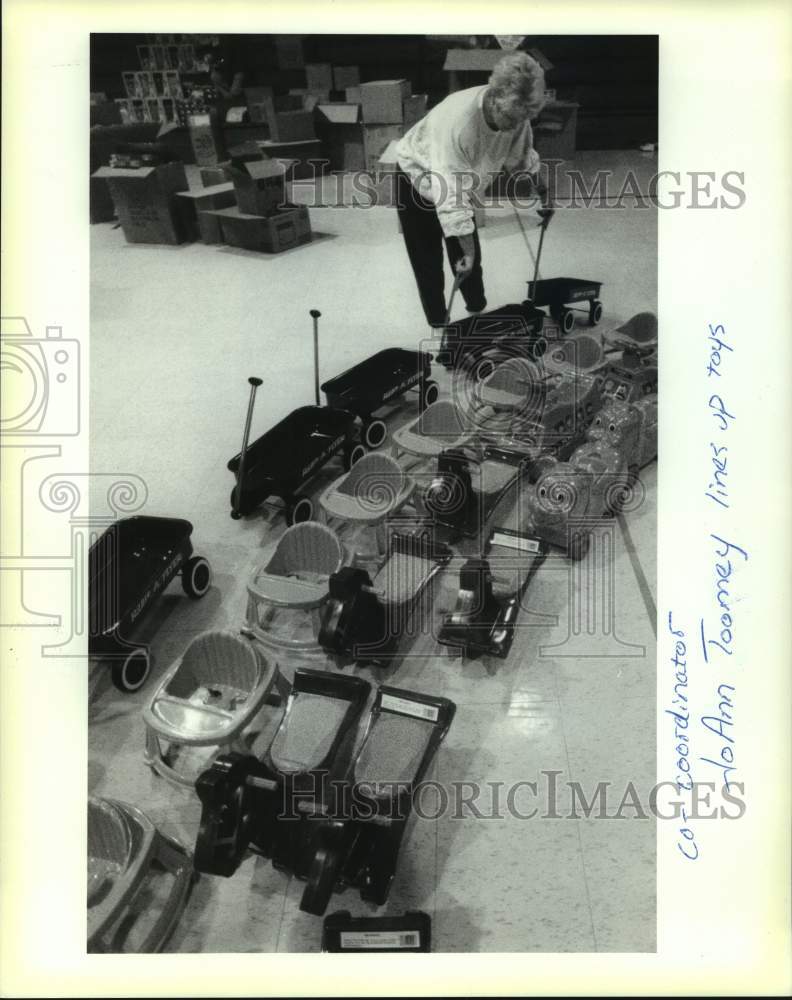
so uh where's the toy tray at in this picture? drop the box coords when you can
[89,515,194,645]
[322,349,432,415]
[391,400,473,458]
[227,405,354,494]
[529,278,602,308]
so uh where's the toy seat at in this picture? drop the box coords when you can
[391,400,473,464]
[543,332,605,373]
[245,521,347,652]
[318,452,414,524]
[193,670,371,879]
[603,311,658,354]
[477,357,540,412]
[87,797,192,953]
[143,630,277,787]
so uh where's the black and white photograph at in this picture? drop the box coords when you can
[1,1,789,996]
[85,30,658,954]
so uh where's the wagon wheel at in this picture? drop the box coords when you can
[287,495,314,526]
[589,300,603,326]
[111,647,151,693]
[343,441,366,471]
[230,484,257,519]
[560,308,576,334]
[419,380,440,412]
[362,418,387,450]
[182,555,212,599]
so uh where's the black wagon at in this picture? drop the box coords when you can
[436,301,547,375]
[528,277,604,334]
[321,348,437,449]
[228,404,363,524]
[89,516,212,693]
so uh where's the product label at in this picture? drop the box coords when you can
[491,532,540,553]
[381,693,438,723]
[382,372,421,401]
[339,930,421,949]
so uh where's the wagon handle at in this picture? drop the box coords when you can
[528,218,547,303]
[443,271,465,328]
[232,376,263,520]
[310,309,321,406]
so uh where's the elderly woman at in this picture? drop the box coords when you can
[395,52,553,328]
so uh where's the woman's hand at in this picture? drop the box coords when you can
[455,233,476,277]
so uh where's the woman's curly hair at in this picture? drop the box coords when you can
[488,52,546,120]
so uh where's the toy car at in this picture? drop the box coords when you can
[322,348,437,449]
[89,516,212,692]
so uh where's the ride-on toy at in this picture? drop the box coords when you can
[321,331,437,450]
[438,528,548,659]
[89,516,212,692]
[318,529,453,665]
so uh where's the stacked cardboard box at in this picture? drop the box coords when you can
[91,161,189,244]
[201,151,313,253]
[358,81,428,171]
[175,182,237,243]
[314,103,365,172]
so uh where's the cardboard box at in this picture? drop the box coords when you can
[274,94,304,112]
[90,101,122,127]
[333,65,360,89]
[175,182,237,242]
[363,123,404,171]
[265,107,316,143]
[257,139,324,180]
[200,167,228,187]
[359,80,411,123]
[306,63,333,93]
[209,204,311,253]
[245,85,275,106]
[188,113,221,166]
[402,93,428,128]
[90,175,116,223]
[223,158,289,215]
[93,162,189,244]
[345,86,362,104]
[314,105,365,171]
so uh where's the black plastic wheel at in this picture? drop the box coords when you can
[475,358,496,382]
[420,380,440,411]
[182,556,212,599]
[589,300,603,326]
[561,308,576,334]
[363,418,387,449]
[287,495,314,526]
[343,442,366,471]
[111,647,151,693]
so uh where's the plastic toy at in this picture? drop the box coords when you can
[598,312,658,401]
[525,393,658,559]
[143,630,278,786]
[524,205,604,333]
[244,521,350,653]
[322,344,438,449]
[318,530,453,665]
[89,516,212,693]
[194,669,371,879]
[527,277,604,333]
[228,400,364,524]
[438,528,548,658]
[423,445,533,540]
[322,911,432,952]
[87,797,193,953]
[300,686,455,913]
[318,451,415,533]
[390,399,475,468]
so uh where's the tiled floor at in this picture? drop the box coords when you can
[89,153,657,953]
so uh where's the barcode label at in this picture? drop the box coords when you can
[491,532,540,553]
[339,931,420,949]
[381,693,438,723]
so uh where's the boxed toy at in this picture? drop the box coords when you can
[208,204,311,253]
[306,63,333,92]
[333,65,360,89]
[175,182,237,242]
